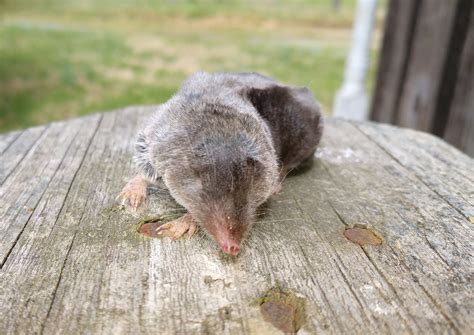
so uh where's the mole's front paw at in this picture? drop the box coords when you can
[117,175,148,210]
[156,213,197,240]
[117,189,145,209]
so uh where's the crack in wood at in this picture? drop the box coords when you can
[1,137,75,268]
[0,125,50,186]
[38,116,104,334]
[0,130,23,156]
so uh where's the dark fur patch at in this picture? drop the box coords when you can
[247,85,323,171]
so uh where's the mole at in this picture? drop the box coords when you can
[117,72,323,255]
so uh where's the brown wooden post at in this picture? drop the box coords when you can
[370,0,420,124]
[371,0,474,156]
[444,6,474,156]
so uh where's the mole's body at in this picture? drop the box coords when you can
[118,72,323,255]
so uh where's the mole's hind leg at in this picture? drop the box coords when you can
[156,213,198,240]
[117,175,148,210]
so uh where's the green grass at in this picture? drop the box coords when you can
[0,0,386,132]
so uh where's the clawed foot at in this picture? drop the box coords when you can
[156,213,197,240]
[117,175,148,210]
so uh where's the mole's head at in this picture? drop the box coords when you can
[164,136,278,256]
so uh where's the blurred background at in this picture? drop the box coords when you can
[0,0,387,132]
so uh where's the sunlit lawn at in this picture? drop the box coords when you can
[0,0,385,132]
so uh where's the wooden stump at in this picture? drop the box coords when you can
[1,106,473,334]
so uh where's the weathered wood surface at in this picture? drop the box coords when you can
[0,106,473,334]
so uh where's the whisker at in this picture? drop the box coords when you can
[257,218,300,223]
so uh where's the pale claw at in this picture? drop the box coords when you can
[117,175,148,210]
[186,223,197,238]
[156,214,198,240]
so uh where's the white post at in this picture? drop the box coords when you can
[333,0,378,120]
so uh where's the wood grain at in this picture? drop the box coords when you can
[1,107,472,334]
[0,126,47,185]
[0,130,22,155]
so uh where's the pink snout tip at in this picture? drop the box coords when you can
[220,242,241,256]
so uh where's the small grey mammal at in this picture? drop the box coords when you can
[118,71,323,255]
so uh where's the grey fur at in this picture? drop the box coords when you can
[133,71,323,241]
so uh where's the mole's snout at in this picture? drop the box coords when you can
[219,241,241,256]
[204,218,244,256]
